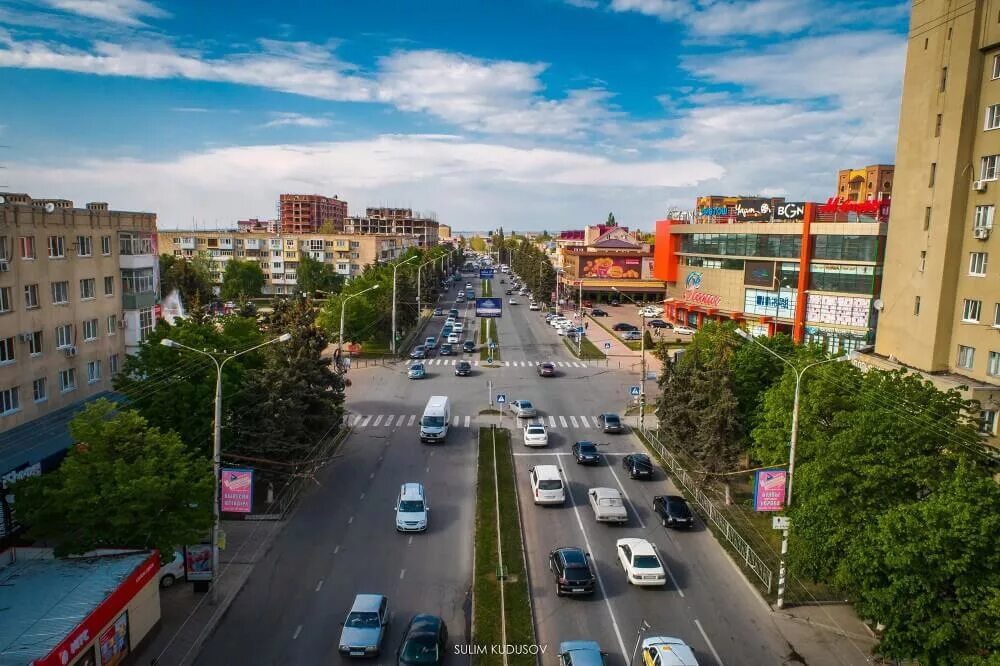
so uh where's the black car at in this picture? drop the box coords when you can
[647,319,672,329]
[612,323,639,332]
[397,614,448,666]
[455,361,472,376]
[440,344,454,356]
[653,495,694,529]
[505,289,515,295]
[590,308,609,317]
[610,299,620,306]
[548,547,596,596]
[462,340,476,353]
[433,308,443,316]
[597,413,624,433]
[571,441,601,465]
[622,453,653,479]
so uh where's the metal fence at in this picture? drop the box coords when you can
[639,425,774,592]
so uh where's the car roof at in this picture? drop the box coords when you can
[660,494,687,503]
[400,483,424,499]
[350,594,385,612]
[617,537,656,556]
[640,637,698,666]
[407,614,442,633]
[560,641,604,666]
[576,441,596,448]
[541,362,555,367]
[532,464,560,477]
[590,487,621,499]
[602,413,620,419]
[526,424,546,431]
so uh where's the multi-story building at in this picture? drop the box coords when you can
[279,194,348,234]
[867,0,1000,437]
[158,230,419,295]
[556,225,662,304]
[438,224,452,241]
[654,198,888,354]
[835,165,894,203]
[237,218,279,233]
[344,208,440,247]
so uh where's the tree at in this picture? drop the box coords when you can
[159,252,214,308]
[12,399,212,559]
[687,367,744,473]
[606,212,616,226]
[220,259,265,300]
[469,236,486,252]
[729,333,795,436]
[296,252,344,296]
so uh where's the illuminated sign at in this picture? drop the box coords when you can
[819,197,891,219]
[774,202,806,220]
[685,272,703,289]
[699,206,728,216]
[734,199,772,222]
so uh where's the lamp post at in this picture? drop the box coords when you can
[613,287,648,431]
[734,328,852,609]
[160,333,292,603]
[339,284,380,355]
[416,257,437,315]
[391,255,418,355]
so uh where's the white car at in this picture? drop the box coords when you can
[589,488,628,523]
[523,423,549,447]
[640,637,699,666]
[674,326,695,335]
[447,334,460,344]
[445,317,457,327]
[529,302,541,311]
[509,298,517,305]
[159,550,185,588]
[452,323,464,333]
[616,538,667,586]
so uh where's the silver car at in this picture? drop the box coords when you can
[510,400,537,418]
[339,594,390,657]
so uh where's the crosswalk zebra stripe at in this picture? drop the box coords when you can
[361,415,372,427]
[582,416,593,428]
[372,415,383,427]
[351,415,362,426]
[474,360,479,366]
[505,361,509,367]
[464,415,471,427]
[453,415,460,426]
[408,414,416,427]
[591,416,601,428]
[556,362,566,367]
[549,416,557,427]
[573,362,583,368]
[396,415,407,426]
[570,416,579,428]
[559,416,568,428]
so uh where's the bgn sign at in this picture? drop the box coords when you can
[773,202,806,220]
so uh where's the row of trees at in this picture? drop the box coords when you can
[490,235,556,304]
[654,322,1000,662]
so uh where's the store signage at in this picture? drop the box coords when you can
[220,468,253,513]
[774,202,806,221]
[753,469,787,512]
[685,272,703,289]
[734,199,772,221]
[805,295,871,327]
[1,462,41,489]
[744,288,797,319]
[683,271,721,306]
[819,197,891,218]
[185,543,214,582]
[700,206,728,216]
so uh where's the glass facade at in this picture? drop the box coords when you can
[811,235,880,261]
[808,264,879,294]
[804,330,870,355]
[681,257,746,270]
[679,234,802,258]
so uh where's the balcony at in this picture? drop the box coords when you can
[122,290,156,310]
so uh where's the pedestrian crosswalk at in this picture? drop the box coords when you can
[347,413,611,430]
[415,359,592,368]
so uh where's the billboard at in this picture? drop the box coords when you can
[220,468,253,513]
[773,201,806,221]
[475,297,503,318]
[744,288,797,319]
[744,261,776,288]
[734,198,773,222]
[184,544,213,581]
[753,469,787,511]
[579,256,642,279]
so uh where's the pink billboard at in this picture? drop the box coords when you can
[220,468,253,513]
[752,469,787,511]
[579,256,642,279]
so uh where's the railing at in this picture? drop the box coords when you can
[639,425,774,592]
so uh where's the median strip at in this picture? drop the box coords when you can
[562,334,607,360]
[480,318,501,362]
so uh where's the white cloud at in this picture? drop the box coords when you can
[563,0,600,7]
[688,0,813,36]
[609,0,691,21]
[41,0,168,26]
[263,112,331,128]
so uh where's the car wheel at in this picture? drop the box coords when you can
[661,516,668,527]
[160,574,175,589]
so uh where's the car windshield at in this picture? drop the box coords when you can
[399,500,424,513]
[519,401,533,409]
[527,426,545,434]
[604,415,620,424]
[631,456,650,466]
[633,555,661,569]
[400,635,439,664]
[538,480,562,490]
[422,416,444,427]
[346,611,380,628]
[577,443,597,453]
[459,362,470,369]
[411,365,423,371]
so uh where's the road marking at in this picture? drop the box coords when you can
[293,625,302,640]
[559,458,630,659]
[372,415,383,427]
[694,619,723,665]
[334,545,340,554]
[348,516,354,524]
[465,415,471,427]
[352,415,362,426]
[408,414,416,426]
[360,493,365,500]
[590,416,601,428]
[408,536,413,545]
[474,360,479,366]
[513,451,637,457]
[505,361,509,367]
[369,472,375,479]
[570,416,579,428]
[400,569,406,579]
[315,580,324,592]
[453,415,460,426]
[430,450,435,457]
[361,415,372,427]
[549,416,557,427]
[559,416,568,427]
[426,466,430,472]
[651,542,685,597]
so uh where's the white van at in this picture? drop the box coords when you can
[420,396,451,443]
[529,465,566,504]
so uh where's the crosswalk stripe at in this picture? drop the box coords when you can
[351,415,361,426]
[556,362,566,367]
[408,414,416,427]
[570,416,579,428]
[453,415,460,426]
[591,416,601,428]
[372,415,383,427]
[464,415,471,427]
[505,361,509,367]
[559,416,568,428]
[574,362,584,368]
[549,416,556,427]
[474,360,479,366]
[396,415,407,426]
[361,415,372,427]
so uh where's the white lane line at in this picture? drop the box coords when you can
[559,459,630,659]
[505,361,509,367]
[474,360,479,366]
[400,569,406,579]
[570,416,579,428]
[559,416,568,427]
[549,416,557,428]
[694,619,724,665]
[590,416,601,428]
[430,450,435,457]
[369,472,375,479]
[652,542,685,597]
[352,415,362,426]
[453,415,460,426]
[465,415,471,427]
[606,459,646,530]
[360,493,365,500]
[408,536,413,545]
[334,545,340,554]
[315,580,324,592]
[372,415,383,427]
[293,625,302,640]
[426,466,430,472]
[513,452,571,456]
[408,414,416,427]
[361,415,372,427]
[348,516,354,524]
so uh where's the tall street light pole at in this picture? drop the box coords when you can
[391,255,418,355]
[734,328,852,609]
[339,284,380,355]
[160,333,292,603]
[614,287,648,431]
[417,257,437,316]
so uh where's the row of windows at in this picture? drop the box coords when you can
[955,345,1000,379]
[175,237,362,249]
[0,277,118,313]
[0,234,153,260]
[678,234,880,262]
[0,317,121,364]
[0,356,120,416]
[808,264,879,294]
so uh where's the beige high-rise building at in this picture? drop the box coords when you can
[872,0,1000,436]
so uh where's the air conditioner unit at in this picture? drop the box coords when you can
[0,260,8,272]
[64,345,77,357]
[18,333,32,343]
[117,319,127,329]
[975,227,991,240]
[973,180,988,192]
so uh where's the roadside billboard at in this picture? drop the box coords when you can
[184,544,213,581]
[752,469,787,511]
[579,256,642,279]
[475,297,502,318]
[220,468,253,513]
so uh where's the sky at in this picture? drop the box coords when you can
[0,0,909,232]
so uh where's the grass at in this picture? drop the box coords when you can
[481,279,492,297]
[479,318,501,362]
[473,428,536,666]
[562,335,607,360]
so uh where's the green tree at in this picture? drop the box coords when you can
[12,400,212,559]
[606,212,616,226]
[469,236,487,252]
[296,252,345,296]
[729,333,795,435]
[687,367,743,473]
[655,351,700,449]
[220,259,265,300]
[159,252,214,308]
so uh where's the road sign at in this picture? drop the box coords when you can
[489,341,497,349]
[604,342,612,349]
[480,269,494,279]
[629,386,641,396]
[772,516,791,530]
[496,394,507,404]
[487,355,493,364]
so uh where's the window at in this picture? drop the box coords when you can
[118,231,153,255]
[957,345,976,369]
[924,206,932,230]
[27,331,42,355]
[994,54,1000,79]
[914,296,921,315]
[87,360,101,383]
[121,269,154,294]
[935,113,943,137]
[0,337,14,364]
[929,162,936,186]
[32,378,46,402]
[0,287,10,313]
[51,281,69,304]
[24,284,39,309]
[982,155,999,181]
[995,303,1000,327]
[987,105,1000,131]
[76,235,92,256]
[83,318,98,341]
[109,353,120,375]
[963,299,982,322]
[104,276,114,296]
[107,314,117,334]
[101,235,112,255]
[970,252,988,276]
[56,324,72,349]
[18,236,35,259]
[989,352,1000,377]
[47,235,65,258]
[975,205,995,230]
[139,308,154,341]
[981,410,998,435]
[58,368,76,392]
[940,66,948,91]
[919,251,926,272]
[0,387,19,415]
[79,278,96,300]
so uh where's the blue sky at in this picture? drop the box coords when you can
[0,0,908,231]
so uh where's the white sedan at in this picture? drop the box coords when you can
[529,302,541,311]
[452,323,464,333]
[616,538,666,586]
[522,423,549,447]
[447,334,460,344]
[674,326,695,335]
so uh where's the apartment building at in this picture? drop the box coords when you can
[438,224,452,241]
[158,230,420,295]
[279,194,348,234]
[344,208,440,247]
[870,0,1000,437]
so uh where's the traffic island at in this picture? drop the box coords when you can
[473,427,536,666]
[562,335,607,360]
[479,318,501,363]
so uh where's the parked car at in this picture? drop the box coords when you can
[159,550,185,588]
[338,594,390,657]
[572,441,601,465]
[523,423,549,447]
[640,637,699,666]
[433,308,443,316]
[505,289,515,295]
[616,538,666,586]
[462,340,476,353]
[397,615,448,666]
[610,299,620,306]
[612,322,639,331]
[548,547,596,596]
[410,345,427,359]
[439,343,453,356]
[529,302,541,311]
[537,362,556,377]
[647,319,672,329]
[510,400,537,418]
[408,363,426,379]
[674,326,696,335]
[597,413,624,433]
[424,336,437,349]
[621,331,642,341]
[588,487,628,523]
[653,495,694,529]
[590,308,609,317]
[622,453,653,479]
[558,641,608,666]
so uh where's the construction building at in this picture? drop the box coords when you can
[279,194,348,234]
[344,208,440,247]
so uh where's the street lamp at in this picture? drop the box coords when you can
[613,287,649,431]
[339,284,380,355]
[734,328,852,609]
[391,255,418,355]
[416,257,438,315]
[160,332,292,603]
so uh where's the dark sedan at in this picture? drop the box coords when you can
[396,614,448,666]
[622,453,653,479]
[455,361,472,376]
[571,441,601,465]
[439,344,454,356]
[612,322,638,332]
[647,319,672,329]
[548,547,596,596]
[462,340,476,353]
[433,308,443,316]
[597,413,623,433]
[537,362,556,377]
[590,308,609,317]
[653,495,695,529]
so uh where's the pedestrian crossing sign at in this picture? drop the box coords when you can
[629,385,641,396]
[604,342,612,349]
[496,394,507,404]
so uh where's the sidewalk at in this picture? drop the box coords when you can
[773,604,879,665]
[133,519,285,666]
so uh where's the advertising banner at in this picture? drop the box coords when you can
[805,294,871,327]
[743,261,776,288]
[773,201,806,221]
[579,256,642,279]
[682,271,722,307]
[734,198,773,222]
[184,544,213,582]
[744,288,797,319]
[98,612,130,666]
[753,469,787,511]
[475,297,503,318]
[220,468,253,513]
